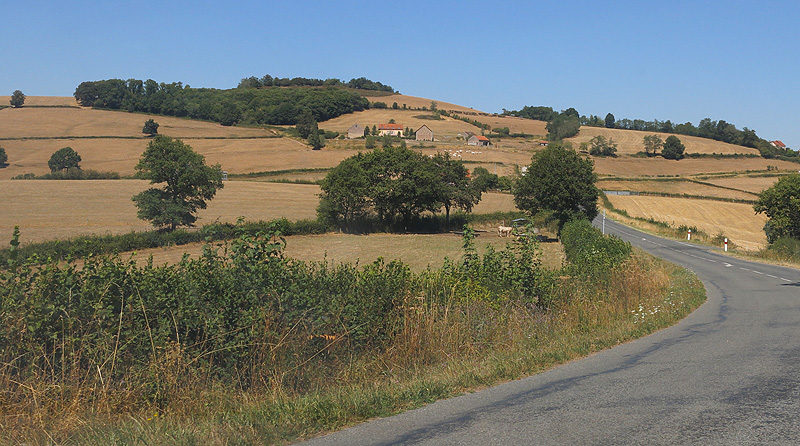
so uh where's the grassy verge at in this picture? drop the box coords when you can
[2,225,705,444]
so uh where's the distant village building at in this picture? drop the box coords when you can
[378,123,404,137]
[347,123,365,139]
[539,140,549,146]
[771,140,787,149]
[468,135,490,147]
[460,131,476,141]
[415,124,434,141]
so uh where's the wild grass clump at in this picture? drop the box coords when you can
[0,221,705,444]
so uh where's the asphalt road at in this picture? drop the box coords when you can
[301,218,800,445]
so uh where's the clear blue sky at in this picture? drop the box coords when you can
[4,0,799,147]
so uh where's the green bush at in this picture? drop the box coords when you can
[560,219,632,280]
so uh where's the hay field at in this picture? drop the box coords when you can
[322,109,482,140]
[2,96,79,107]
[606,195,767,250]
[129,232,563,272]
[597,179,758,201]
[567,127,759,156]
[593,157,800,178]
[0,106,273,139]
[457,114,549,137]
[367,94,479,113]
[701,175,787,194]
[0,136,354,179]
[1,180,323,245]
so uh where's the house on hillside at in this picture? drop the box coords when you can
[468,135,490,147]
[771,140,787,149]
[415,124,434,141]
[378,123,404,137]
[347,123,365,139]
[460,131,475,141]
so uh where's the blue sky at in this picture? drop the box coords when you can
[3,0,799,147]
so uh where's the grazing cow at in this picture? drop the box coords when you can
[498,220,513,237]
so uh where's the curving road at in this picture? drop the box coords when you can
[301,218,800,445]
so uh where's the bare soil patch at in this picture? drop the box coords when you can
[606,195,767,250]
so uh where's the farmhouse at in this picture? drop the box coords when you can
[415,124,434,141]
[771,140,787,149]
[468,135,491,147]
[460,131,475,141]
[378,123,404,137]
[347,123,365,139]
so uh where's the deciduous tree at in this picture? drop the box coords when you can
[132,136,224,230]
[642,134,664,156]
[48,147,82,172]
[10,90,25,108]
[754,174,800,243]
[514,143,599,231]
[142,118,159,136]
[662,135,686,160]
[605,113,615,128]
[0,147,7,167]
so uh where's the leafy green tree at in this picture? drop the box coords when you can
[365,135,376,149]
[0,147,7,167]
[371,124,378,136]
[392,102,399,109]
[432,152,481,222]
[588,135,618,157]
[642,134,664,156]
[472,166,500,192]
[295,109,316,138]
[662,135,686,160]
[546,114,580,141]
[605,113,615,128]
[430,101,438,112]
[10,90,25,108]
[563,107,579,118]
[514,142,599,231]
[48,147,82,172]
[317,154,371,230]
[307,122,325,150]
[754,174,800,243]
[142,118,159,136]
[132,136,224,230]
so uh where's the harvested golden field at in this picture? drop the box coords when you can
[597,179,758,201]
[2,96,79,107]
[700,175,787,194]
[366,94,479,113]
[1,180,322,245]
[0,106,273,139]
[593,156,800,178]
[0,136,354,179]
[606,195,767,250]
[567,127,759,156]
[455,113,549,137]
[129,232,563,272]
[322,109,482,140]
[1,175,517,246]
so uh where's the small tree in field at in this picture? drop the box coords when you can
[48,147,81,172]
[142,119,159,136]
[662,135,686,160]
[0,147,8,167]
[10,90,25,108]
[642,134,664,157]
[132,136,224,231]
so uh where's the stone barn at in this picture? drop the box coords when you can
[347,123,365,139]
[415,124,434,141]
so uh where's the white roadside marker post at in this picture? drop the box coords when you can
[725,238,728,252]
[688,229,691,241]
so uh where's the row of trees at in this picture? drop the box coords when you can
[237,75,395,92]
[73,79,370,126]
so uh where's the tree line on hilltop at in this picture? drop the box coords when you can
[73,78,371,127]
[237,75,396,93]
[503,105,797,159]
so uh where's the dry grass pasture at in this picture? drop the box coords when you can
[700,175,789,194]
[2,96,79,107]
[129,232,564,272]
[322,109,482,141]
[593,157,800,178]
[366,93,479,113]
[456,113,549,137]
[1,180,323,245]
[597,179,759,201]
[567,127,760,156]
[606,195,767,250]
